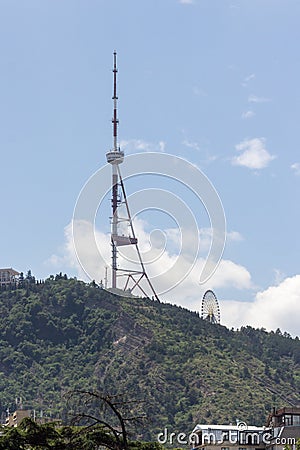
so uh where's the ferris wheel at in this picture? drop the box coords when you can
[201,290,220,324]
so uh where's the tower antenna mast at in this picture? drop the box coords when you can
[106,51,123,289]
[105,52,159,300]
[112,51,118,152]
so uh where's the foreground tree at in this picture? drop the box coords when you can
[0,426,26,450]
[0,390,161,449]
[65,390,148,450]
[0,418,162,450]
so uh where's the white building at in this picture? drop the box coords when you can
[191,423,266,450]
[191,407,300,450]
[0,268,19,286]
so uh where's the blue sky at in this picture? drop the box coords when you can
[1,0,300,335]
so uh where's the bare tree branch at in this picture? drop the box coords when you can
[65,389,147,450]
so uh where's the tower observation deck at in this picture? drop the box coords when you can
[105,52,158,300]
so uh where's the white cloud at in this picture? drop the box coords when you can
[248,94,270,103]
[196,228,243,254]
[209,259,252,290]
[49,218,251,303]
[159,141,166,152]
[291,162,300,176]
[47,221,111,282]
[193,86,207,96]
[229,3,241,11]
[273,268,286,285]
[222,275,300,337]
[179,0,194,4]
[232,137,276,169]
[120,138,166,154]
[181,139,217,164]
[50,220,300,335]
[241,110,255,120]
[241,73,255,87]
[227,230,243,242]
[182,139,200,151]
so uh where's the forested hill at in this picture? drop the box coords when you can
[0,275,299,440]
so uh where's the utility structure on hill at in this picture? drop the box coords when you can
[105,52,159,300]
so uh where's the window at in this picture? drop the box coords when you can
[293,415,300,426]
[284,415,292,426]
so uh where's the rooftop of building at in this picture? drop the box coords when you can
[0,268,20,275]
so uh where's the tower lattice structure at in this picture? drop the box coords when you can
[105,52,159,300]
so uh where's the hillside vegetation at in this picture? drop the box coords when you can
[0,275,299,440]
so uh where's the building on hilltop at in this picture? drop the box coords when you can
[4,409,61,427]
[265,407,300,450]
[0,268,19,286]
[5,409,31,427]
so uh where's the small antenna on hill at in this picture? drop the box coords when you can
[104,266,108,290]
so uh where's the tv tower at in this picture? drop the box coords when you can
[106,52,159,300]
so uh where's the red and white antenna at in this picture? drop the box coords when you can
[112,51,118,152]
[105,52,158,300]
